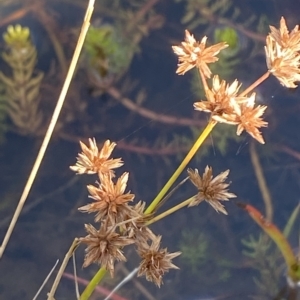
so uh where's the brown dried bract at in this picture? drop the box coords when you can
[187,167,236,215]
[79,172,135,224]
[265,17,300,88]
[123,201,155,245]
[137,235,181,287]
[265,36,300,88]
[70,138,123,176]
[194,76,267,143]
[80,223,134,277]
[172,30,228,77]
[230,94,268,144]
[194,75,244,121]
[269,17,300,52]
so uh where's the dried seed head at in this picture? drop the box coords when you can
[122,201,155,245]
[194,76,268,143]
[79,172,135,224]
[80,222,134,277]
[194,75,244,119]
[172,30,228,77]
[232,95,268,144]
[265,36,300,88]
[137,235,181,287]
[269,17,300,52]
[187,167,236,215]
[265,17,300,88]
[70,138,123,176]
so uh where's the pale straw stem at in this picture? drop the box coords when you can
[239,71,270,97]
[0,0,95,258]
[47,238,80,300]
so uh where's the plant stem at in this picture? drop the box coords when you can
[242,203,300,282]
[80,97,217,299]
[80,267,107,300]
[0,0,95,258]
[249,141,273,222]
[199,68,209,97]
[239,71,270,97]
[47,238,80,300]
[145,119,217,214]
[146,197,194,225]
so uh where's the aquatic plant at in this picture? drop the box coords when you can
[84,25,136,79]
[0,24,44,135]
[240,203,300,295]
[1,1,300,299]
[12,13,295,300]
[43,15,300,300]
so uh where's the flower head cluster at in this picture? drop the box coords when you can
[173,30,268,143]
[79,172,135,224]
[172,30,228,77]
[137,235,181,287]
[265,17,300,88]
[194,75,268,143]
[71,138,180,285]
[80,222,134,276]
[70,138,123,176]
[187,167,236,215]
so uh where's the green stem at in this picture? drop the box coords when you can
[146,197,194,225]
[145,119,216,214]
[80,267,107,300]
[80,119,217,299]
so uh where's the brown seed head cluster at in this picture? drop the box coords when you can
[70,138,180,286]
[70,138,123,176]
[187,167,236,215]
[194,76,268,143]
[137,235,181,287]
[173,31,268,143]
[70,18,294,288]
[80,172,135,224]
[80,222,134,277]
[172,30,228,77]
[265,17,300,88]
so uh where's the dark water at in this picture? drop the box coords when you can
[0,0,300,299]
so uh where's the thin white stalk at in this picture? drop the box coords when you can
[72,252,80,299]
[103,268,139,300]
[32,260,59,300]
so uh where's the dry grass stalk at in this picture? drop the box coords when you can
[0,0,95,259]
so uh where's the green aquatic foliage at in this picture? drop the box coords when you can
[179,230,209,274]
[242,234,282,299]
[84,25,136,78]
[3,24,30,47]
[0,24,44,135]
[214,26,239,49]
[242,204,300,298]
[176,0,234,30]
[179,230,232,282]
[210,26,241,79]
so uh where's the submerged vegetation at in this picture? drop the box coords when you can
[0,24,44,135]
[0,0,300,300]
